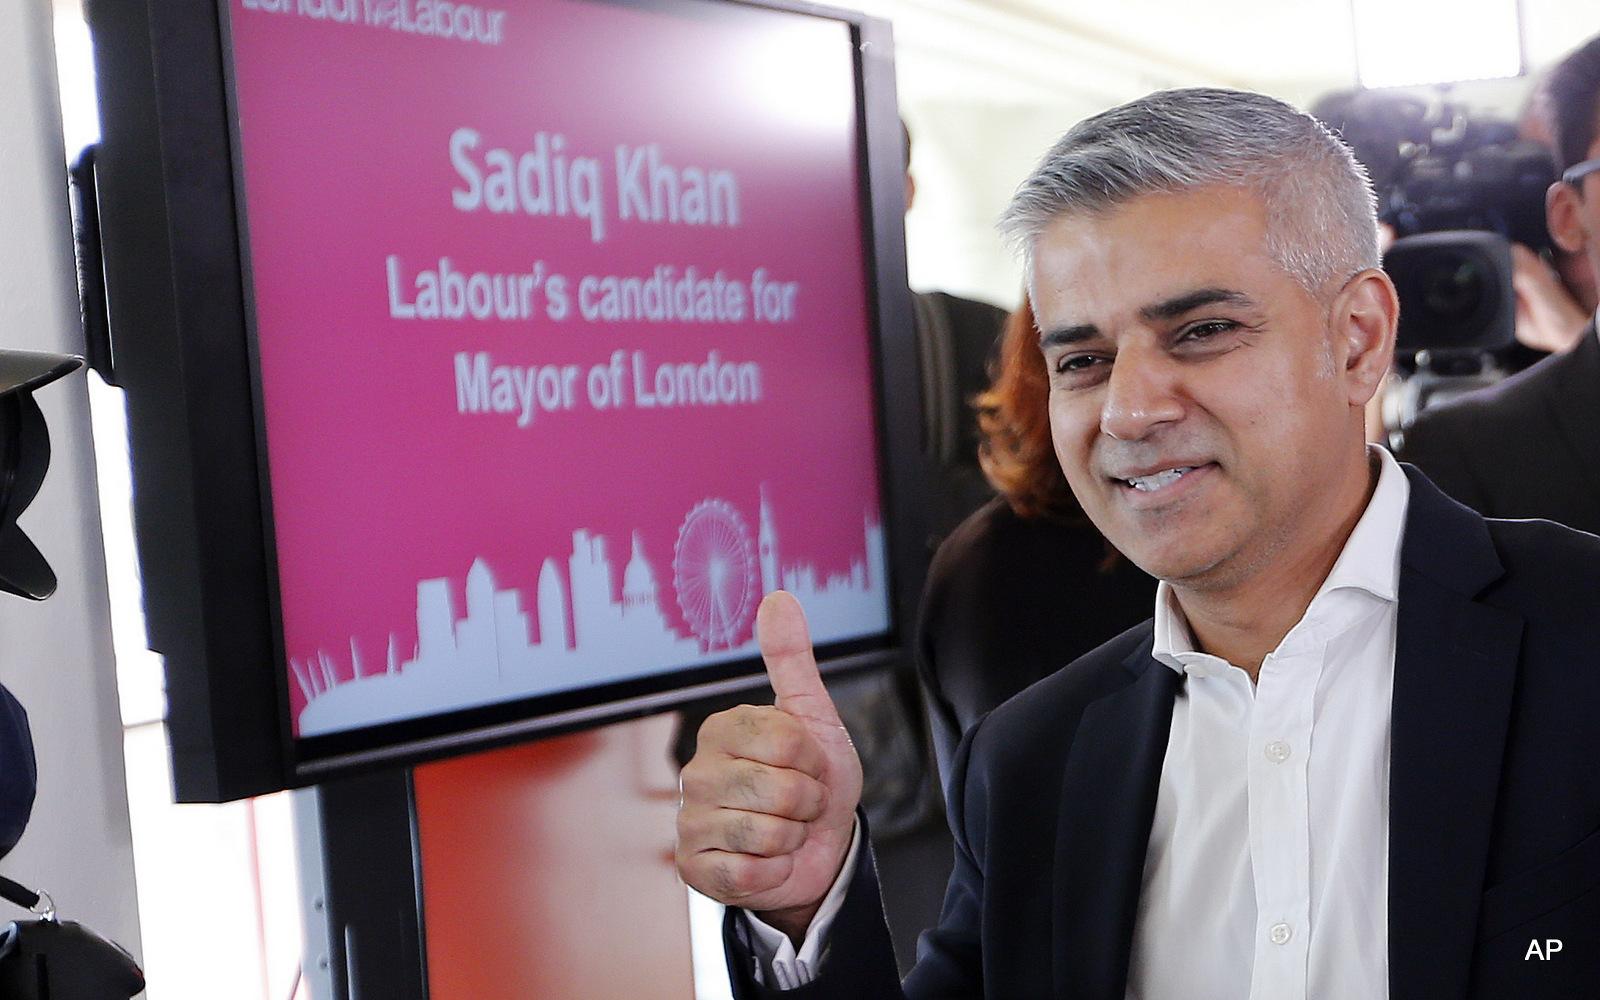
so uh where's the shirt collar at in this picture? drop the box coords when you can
[1151,445,1410,675]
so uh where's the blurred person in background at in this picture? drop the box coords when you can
[1400,34,1600,534]
[903,119,1012,548]
[1516,68,1599,350]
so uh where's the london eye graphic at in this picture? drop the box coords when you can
[673,499,759,650]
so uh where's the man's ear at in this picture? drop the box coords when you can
[1547,180,1589,254]
[1332,268,1399,406]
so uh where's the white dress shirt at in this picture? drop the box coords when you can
[1131,446,1405,999]
[750,446,1408,997]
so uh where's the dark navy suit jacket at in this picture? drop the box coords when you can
[1401,322,1600,537]
[725,467,1600,999]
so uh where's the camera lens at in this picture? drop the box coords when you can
[1383,230,1513,353]
[1419,256,1484,323]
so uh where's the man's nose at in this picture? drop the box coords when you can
[1100,345,1184,441]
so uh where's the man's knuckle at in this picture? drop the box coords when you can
[699,706,760,748]
[708,860,742,901]
[678,761,710,796]
[708,854,773,904]
[729,706,770,736]
[733,812,796,856]
[725,812,761,853]
[719,760,758,804]
[771,772,813,816]
[768,723,807,761]
[675,805,707,843]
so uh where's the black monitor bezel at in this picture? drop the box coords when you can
[88,0,924,802]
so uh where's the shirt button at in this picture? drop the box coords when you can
[1269,922,1293,945]
[1264,740,1292,763]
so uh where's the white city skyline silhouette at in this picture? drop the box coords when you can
[294,487,888,736]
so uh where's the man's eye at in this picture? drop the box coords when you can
[1054,353,1101,374]
[1179,320,1237,343]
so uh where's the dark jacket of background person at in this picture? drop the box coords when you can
[0,685,33,860]
[915,296,1156,784]
[727,469,1600,1000]
[1398,322,1600,536]
[917,498,1154,783]
[913,290,1009,547]
[1398,38,1600,535]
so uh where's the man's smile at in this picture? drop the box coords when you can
[1122,467,1196,492]
[1103,462,1219,509]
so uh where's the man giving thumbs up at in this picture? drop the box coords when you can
[675,592,862,947]
[677,86,1600,998]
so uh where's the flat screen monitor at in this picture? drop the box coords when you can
[87,0,922,801]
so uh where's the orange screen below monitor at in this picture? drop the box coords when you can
[414,713,694,999]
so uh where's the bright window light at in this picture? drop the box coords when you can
[53,9,100,159]
[1351,0,1522,88]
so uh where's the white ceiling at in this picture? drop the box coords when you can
[53,0,1600,113]
[51,0,1600,302]
[858,0,1600,110]
[864,0,1600,303]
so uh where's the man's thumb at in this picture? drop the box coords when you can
[757,591,842,728]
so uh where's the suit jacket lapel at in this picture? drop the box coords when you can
[1389,469,1523,1000]
[1052,642,1181,1000]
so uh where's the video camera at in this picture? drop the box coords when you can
[1312,89,1560,438]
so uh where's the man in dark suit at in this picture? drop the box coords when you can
[675,87,1600,998]
[1399,35,1600,535]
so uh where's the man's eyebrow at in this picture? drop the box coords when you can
[1139,287,1253,322]
[1038,287,1257,350]
[1038,323,1098,350]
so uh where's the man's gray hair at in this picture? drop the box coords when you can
[1001,87,1381,297]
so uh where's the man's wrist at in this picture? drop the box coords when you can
[759,901,825,949]
[740,821,863,989]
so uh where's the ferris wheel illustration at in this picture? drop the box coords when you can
[673,499,759,651]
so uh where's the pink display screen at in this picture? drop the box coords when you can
[223,0,893,740]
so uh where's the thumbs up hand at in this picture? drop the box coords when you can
[676,591,863,943]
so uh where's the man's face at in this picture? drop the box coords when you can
[1033,185,1375,595]
[1549,135,1600,313]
